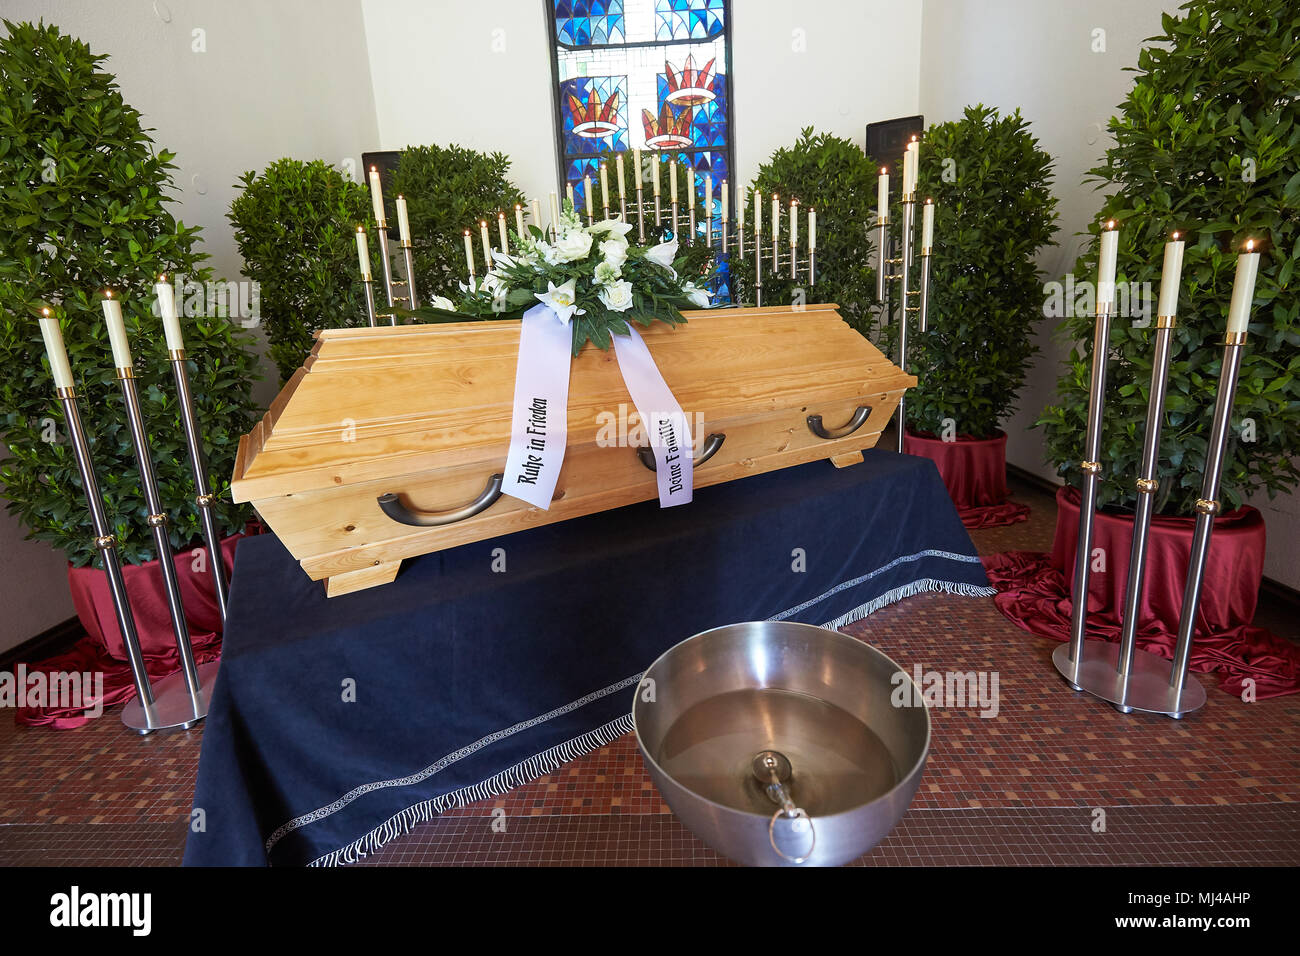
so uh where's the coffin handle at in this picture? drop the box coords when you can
[637,432,726,472]
[806,406,871,440]
[377,474,504,527]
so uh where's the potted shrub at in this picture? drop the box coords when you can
[389,143,526,300]
[0,21,259,707]
[734,128,879,334]
[229,159,376,384]
[1032,0,1300,645]
[899,106,1057,527]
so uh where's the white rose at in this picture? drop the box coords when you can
[597,279,634,313]
[594,261,622,285]
[599,237,628,269]
[554,228,593,262]
[429,295,456,311]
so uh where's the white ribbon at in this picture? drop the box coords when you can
[613,323,694,508]
[502,307,694,510]
[501,304,573,509]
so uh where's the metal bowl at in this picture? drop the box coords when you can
[633,621,929,867]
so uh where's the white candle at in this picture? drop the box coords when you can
[368,166,385,224]
[877,168,889,220]
[653,156,661,197]
[566,181,575,209]
[1156,233,1185,317]
[155,275,184,351]
[463,230,475,275]
[479,220,491,269]
[531,199,541,230]
[616,153,626,199]
[669,159,677,203]
[808,208,816,251]
[600,163,609,207]
[515,204,526,239]
[633,148,642,189]
[705,175,713,217]
[771,194,779,241]
[549,192,560,231]
[790,200,797,246]
[753,189,761,235]
[903,146,916,196]
[356,228,371,280]
[721,180,729,222]
[584,175,594,217]
[38,309,74,390]
[102,293,132,369]
[1096,221,1119,309]
[1227,240,1260,335]
[737,185,745,228]
[922,199,934,250]
[496,212,508,254]
[396,196,411,243]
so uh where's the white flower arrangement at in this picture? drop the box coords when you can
[434,200,715,353]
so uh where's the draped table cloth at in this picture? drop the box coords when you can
[184,451,994,867]
[903,429,1030,529]
[984,486,1300,699]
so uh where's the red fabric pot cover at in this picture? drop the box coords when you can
[15,534,241,729]
[983,487,1300,699]
[904,428,1030,529]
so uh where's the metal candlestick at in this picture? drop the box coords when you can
[671,201,679,242]
[361,277,379,328]
[55,386,161,732]
[654,195,662,232]
[636,185,646,242]
[1055,301,1114,691]
[1169,333,1248,707]
[1114,315,1185,710]
[170,349,230,623]
[620,196,627,223]
[875,214,890,303]
[895,194,916,452]
[375,223,398,325]
[754,217,763,307]
[115,367,213,724]
[918,242,932,332]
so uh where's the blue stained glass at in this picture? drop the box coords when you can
[654,0,725,40]
[560,75,629,157]
[556,0,625,46]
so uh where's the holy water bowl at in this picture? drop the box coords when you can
[633,621,929,867]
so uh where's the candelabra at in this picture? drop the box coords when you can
[363,168,420,326]
[874,142,935,453]
[1051,233,1259,719]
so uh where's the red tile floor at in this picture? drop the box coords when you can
[2,472,1297,866]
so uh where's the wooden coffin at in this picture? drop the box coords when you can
[230,304,915,596]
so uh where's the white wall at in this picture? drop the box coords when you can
[0,0,380,652]
[361,0,922,205]
[918,0,1300,590]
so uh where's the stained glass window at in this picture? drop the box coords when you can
[547,0,734,270]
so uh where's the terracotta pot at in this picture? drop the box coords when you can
[903,428,1029,528]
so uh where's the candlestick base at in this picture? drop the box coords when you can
[1051,641,1206,718]
[120,660,221,733]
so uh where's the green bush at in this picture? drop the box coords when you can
[1039,0,1300,515]
[388,143,525,299]
[229,159,374,383]
[734,128,879,334]
[905,105,1058,439]
[0,20,259,567]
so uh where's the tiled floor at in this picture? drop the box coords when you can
[2,470,1297,867]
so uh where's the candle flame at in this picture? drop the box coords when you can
[480,220,487,227]
[41,307,50,317]
[370,165,377,172]
[356,226,365,233]
[159,273,167,282]
[1172,231,1180,240]
[926,197,934,204]
[464,230,470,236]
[104,289,113,298]
[880,167,888,175]
[1105,220,1116,230]
[1245,239,1255,252]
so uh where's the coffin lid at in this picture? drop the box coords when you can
[231,304,913,501]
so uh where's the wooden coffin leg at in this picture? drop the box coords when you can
[829,451,864,468]
[324,559,402,597]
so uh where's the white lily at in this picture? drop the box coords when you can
[645,237,679,277]
[429,295,457,311]
[535,278,586,325]
[588,218,634,239]
[682,281,712,308]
